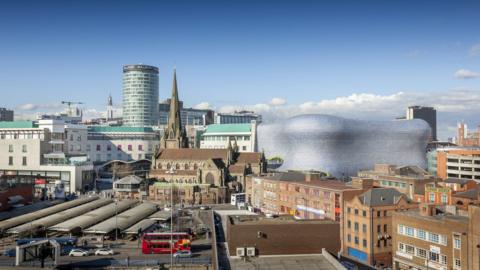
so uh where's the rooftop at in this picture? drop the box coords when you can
[229,214,338,226]
[0,121,38,129]
[394,208,469,224]
[88,126,155,133]
[156,148,229,161]
[453,187,479,199]
[204,123,251,134]
[260,171,356,191]
[357,188,407,206]
[115,175,143,185]
[229,254,338,270]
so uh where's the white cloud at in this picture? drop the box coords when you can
[16,103,64,111]
[270,97,286,106]
[192,102,211,110]
[454,69,480,79]
[470,43,480,56]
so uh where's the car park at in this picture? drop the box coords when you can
[69,249,89,257]
[94,248,114,256]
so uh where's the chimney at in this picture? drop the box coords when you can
[351,177,374,189]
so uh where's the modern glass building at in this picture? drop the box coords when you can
[122,65,159,127]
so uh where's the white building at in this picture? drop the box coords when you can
[199,122,257,152]
[86,126,160,163]
[0,120,94,196]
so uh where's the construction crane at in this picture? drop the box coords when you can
[61,101,84,116]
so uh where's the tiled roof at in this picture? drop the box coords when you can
[358,188,406,206]
[236,152,262,164]
[157,149,229,161]
[443,178,473,185]
[229,165,246,174]
[88,126,155,133]
[453,187,479,199]
[204,123,251,134]
[0,121,37,129]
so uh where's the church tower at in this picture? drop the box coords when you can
[160,69,189,149]
[106,94,114,120]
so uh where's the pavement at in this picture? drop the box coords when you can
[229,254,339,270]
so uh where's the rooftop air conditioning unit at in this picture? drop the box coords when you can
[236,247,245,257]
[246,247,256,257]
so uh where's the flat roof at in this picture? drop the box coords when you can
[394,209,469,224]
[229,254,337,270]
[204,123,251,134]
[88,126,155,133]
[229,215,338,226]
[0,121,38,129]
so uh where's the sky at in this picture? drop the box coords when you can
[0,0,479,139]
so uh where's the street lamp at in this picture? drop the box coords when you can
[166,167,176,269]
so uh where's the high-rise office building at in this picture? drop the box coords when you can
[0,108,14,121]
[406,106,437,141]
[122,64,159,127]
[214,111,261,124]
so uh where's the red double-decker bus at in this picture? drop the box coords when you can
[141,232,191,254]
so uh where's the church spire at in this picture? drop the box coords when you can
[160,68,189,149]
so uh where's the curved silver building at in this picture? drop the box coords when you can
[257,114,430,177]
[122,64,159,127]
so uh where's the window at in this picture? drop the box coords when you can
[384,224,387,232]
[405,244,414,254]
[362,224,367,233]
[383,210,387,217]
[398,242,405,252]
[377,211,381,217]
[117,145,122,151]
[86,144,91,151]
[8,156,13,165]
[107,145,111,151]
[138,145,143,151]
[347,207,351,213]
[454,234,461,249]
[429,251,439,263]
[416,229,426,240]
[96,144,101,151]
[454,258,461,269]
[347,234,351,242]
[362,210,366,217]
[398,225,404,235]
[128,145,132,151]
[429,232,439,243]
[416,248,426,258]
[22,157,27,166]
[354,236,359,245]
[354,209,358,215]
[440,235,447,245]
[22,145,27,152]
[362,239,367,247]
[429,192,435,202]
[354,222,359,231]
[347,220,351,229]
[8,144,13,152]
[441,194,448,204]
[440,254,447,265]
[377,224,381,233]
[405,226,414,237]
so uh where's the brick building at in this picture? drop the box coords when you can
[342,188,417,268]
[358,164,437,199]
[246,172,369,222]
[392,204,469,270]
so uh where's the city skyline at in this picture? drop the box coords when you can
[1,0,479,139]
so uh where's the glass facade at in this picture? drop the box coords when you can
[122,65,159,127]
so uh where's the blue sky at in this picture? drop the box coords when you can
[1,0,479,138]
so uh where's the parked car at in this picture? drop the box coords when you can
[69,249,89,257]
[2,249,15,257]
[94,248,114,256]
[199,205,210,210]
[173,250,192,258]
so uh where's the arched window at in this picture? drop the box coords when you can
[176,163,180,170]
[205,173,215,185]
[194,163,198,170]
[167,163,171,169]
[185,164,189,170]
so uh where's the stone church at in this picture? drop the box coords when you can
[149,70,265,205]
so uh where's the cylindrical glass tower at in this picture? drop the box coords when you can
[122,64,159,127]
